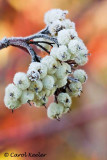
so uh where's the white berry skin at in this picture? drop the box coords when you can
[55,62,71,79]
[4,96,21,109]
[27,69,40,82]
[69,81,82,93]
[29,62,47,79]
[21,90,34,104]
[68,40,79,59]
[66,88,81,97]
[33,38,51,51]
[33,98,43,107]
[33,96,48,107]
[43,89,51,97]
[41,56,58,74]
[56,76,67,88]
[29,80,43,92]
[56,45,70,61]
[63,19,75,29]
[49,86,57,96]
[71,91,81,97]
[57,92,72,108]
[64,106,71,113]
[63,63,71,73]
[35,90,49,107]
[75,53,88,66]
[68,39,88,58]
[49,20,65,36]
[57,29,78,45]
[5,83,22,101]
[51,74,57,83]
[47,102,64,119]
[13,72,30,90]
[43,85,57,97]
[44,9,68,25]
[35,90,46,100]
[50,46,58,60]
[55,64,66,79]
[73,69,88,83]
[42,75,55,90]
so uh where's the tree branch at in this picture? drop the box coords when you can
[24,34,58,46]
[0,27,58,61]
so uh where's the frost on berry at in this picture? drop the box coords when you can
[5,83,22,101]
[55,62,71,79]
[34,91,48,107]
[29,80,43,92]
[4,97,21,109]
[4,83,22,109]
[69,81,82,93]
[56,76,67,88]
[57,29,78,45]
[42,75,55,90]
[50,47,58,59]
[13,72,30,90]
[29,62,47,79]
[47,102,64,120]
[4,8,89,120]
[27,68,40,82]
[56,45,70,61]
[66,88,81,97]
[57,93,72,107]
[63,19,75,29]
[51,45,70,61]
[75,53,88,66]
[68,38,88,64]
[49,20,66,36]
[21,90,34,104]
[44,9,68,25]
[73,69,88,83]
[41,56,58,74]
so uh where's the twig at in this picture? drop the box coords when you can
[30,41,54,47]
[30,41,50,54]
[24,34,58,46]
[67,77,79,82]
[37,26,50,35]
[0,27,58,62]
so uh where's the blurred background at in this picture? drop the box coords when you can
[0,0,107,159]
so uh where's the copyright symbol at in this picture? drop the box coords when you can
[4,153,9,157]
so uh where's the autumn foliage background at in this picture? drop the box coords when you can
[0,0,107,160]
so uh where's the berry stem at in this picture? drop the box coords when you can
[29,41,50,54]
[29,41,54,47]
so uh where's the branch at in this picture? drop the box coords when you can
[67,77,79,82]
[24,34,58,46]
[30,41,54,46]
[0,27,58,61]
[37,26,50,34]
[26,44,41,62]
[30,41,50,54]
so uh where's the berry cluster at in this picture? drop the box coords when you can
[4,9,88,120]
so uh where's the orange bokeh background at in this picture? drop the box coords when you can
[0,0,107,160]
